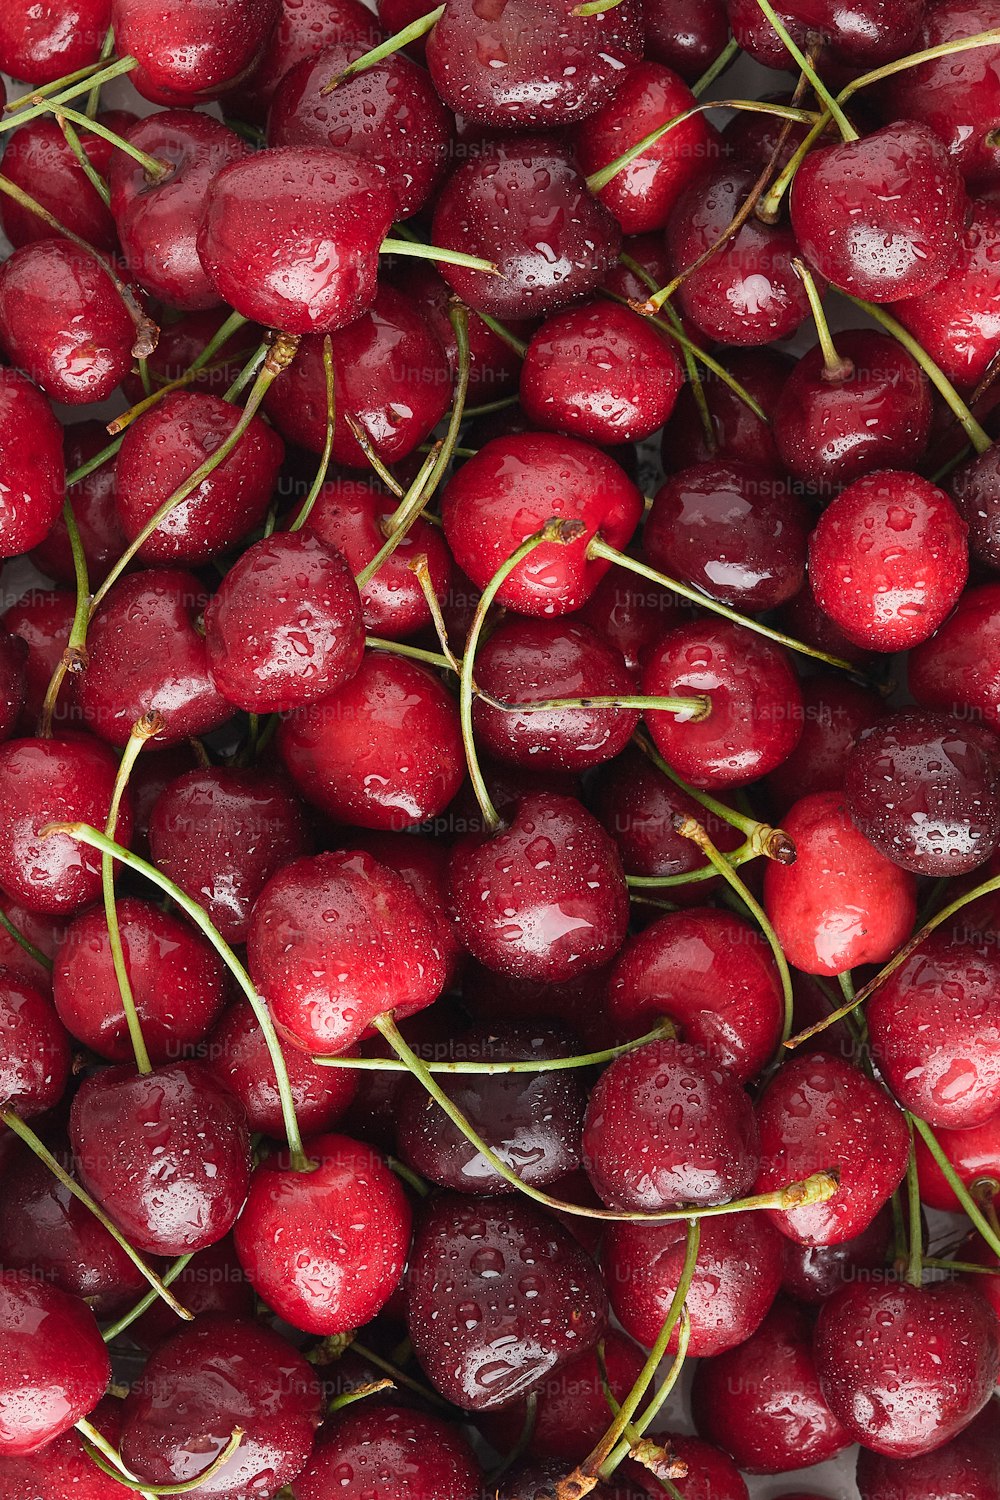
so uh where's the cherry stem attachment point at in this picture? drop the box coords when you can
[793,258,853,381]
[321,5,444,91]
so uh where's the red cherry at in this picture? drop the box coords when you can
[0,369,64,559]
[856,1400,1000,1500]
[0,971,70,1120]
[0,0,110,84]
[896,202,1000,389]
[110,0,281,104]
[209,1000,358,1138]
[643,0,729,79]
[913,1110,1000,1211]
[0,1398,126,1499]
[654,1434,749,1500]
[0,1273,110,1457]
[765,673,883,812]
[293,1405,482,1500]
[951,442,1000,571]
[235,0,382,121]
[399,263,531,403]
[780,1203,894,1304]
[0,901,65,991]
[120,308,258,404]
[661,348,792,473]
[909,582,1000,728]
[576,565,688,674]
[347,828,464,984]
[31,423,128,588]
[233,1133,411,1333]
[0,633,27,746]
[1,589,75,730]
[127,1236,255,1351]
[0,114,134,253]
[728,0,923,67]
[780,577,877,669]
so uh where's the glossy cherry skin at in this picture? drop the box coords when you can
[0,634,26,746]
[856,1400,1000,1500]
[781,1203,893,1304]
[119,1315,321,1498]
[199,146,398,334]
[247,849,448,1056]
[234,1133,410,1333]
[1,589,75,730]
[643,0,728,77]
[399,263,530,404]
[642,621,803,789]
[264,285,452,467]
[70,1060,251,1256]
[0,971,70,1120]
[896,202,1000,390]
[495,1461,629,1500]
[0,0,109,84]
[406,1192,607,1412]
[127,1235,255,1351]
[441,432,643,617]
[577,564,688,674]
[773,330,933,490]
[348,829,464,985]
[951,444,1000,571]
[665,164,813,346]
[654,1435,749,1500]
[74,570,233,747]
[0,369,64,560]
[0,115,133,253]
[209,1000,358,1139]
[0,1397,129,1499]
[0,736,132,915]
[449,792,629,983]
[606,908,784,1081]
[0,1273,110,1456]
[293,1405,481,1500]
[753,1052,910,1245]
[431,138,622,321]
[236,0,382,120]
[278,651,465,830]
[765,673,883,812]
[909,582,1000,729]
[644,460,809,612]
[662,349,791,474]
[692,1298,851,1473]
[32,423,128,589]
[109,111,250,312]
[111,0,281,104]
[53,896,226,1064]
[148,767,308,946]
[605,1210,783,1357]
[728,0,923,67]
[122,309,259,406]
[815,1279,1000,1457]
[0,902,64,992]
[914,1111,1000,1211]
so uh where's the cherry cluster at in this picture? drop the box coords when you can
[1,0,1000,1498]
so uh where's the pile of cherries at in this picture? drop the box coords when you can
[4,0,1000,1497]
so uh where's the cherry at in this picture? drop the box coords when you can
[268,43,452,219]
[606,907,784,1081]
[52,896,226,1064]
[643,0,729,79]
[75,569,234,747]
[431,138,623,321]
[753,1052,911,1244]
[440,432,643,617]
[605,1210,784,1356]
[665,163,813,346]
[781,1203,894,1304]
[656,1434,750,1500]
[233,1132,411,1332]
[765,673,883,812]
[109,111,251,313]
[0,736,132,915]
[913,1110,1000,1211]
[0,0,110,84]
[780,579,878,670]
[121,309,258,404]
[399,263,531,403]
[148,766,309,945]
[198,146,399,334]
[908,582,1000,728]
[773,330,933,490]
[721,91,818,173]
[728,0,923,67]
[70,1059,251,1256]
[247,848,447,1055]
[495,1461,625,1500]
[519,300,683,446]
[951,443,1000,571]
[644,460,809,612]
[0,369,65,559]
[31,424,128,589]
[235,0,383,121]
[691,1297,851,1473]
[405,1191,608,1411]
[642,620,804,789]
[815,1278,1000,1457]
[896,201,1000,390]
[293,1405,482,1500]
[577,566,689,674]
[449,791,629,982]
[856,1400,1000,1500]
[0,1272,109,1456]
[2,590,76,730]
[347,829,464,984]
[264,284,452,467]
[460,959,614,1052]
[209,999,358,1138]
[661,349,792,473]
[0,114,135,253]
[574,62,717,235]
[0,901,65,991]
[119,1314,322,1495]
[111,0,282,105]
[277,651,465,829]
[0,971,70,1120]
[127,1235,255,1350]
[0,634,27,747]
[0,1396,127,1500]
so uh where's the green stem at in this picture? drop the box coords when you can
[409,554,462,673]
[321,5,444,90]
[634,733,795,860]
[0,57,140,135]
[84,25,116,118]
[343,412,406,497]
[365,635,454,672]
[43,99,169,180]
[573,0,623,13]
[354,445,440,588]
[483,692,711,720]
[905,1125,924,1288]
[837,27,1000,104]
[474,309,528,359]
[56,114,111,206]
[107,310,251,436]
[38,495,91,738]
[328,1379,395,1414]
[79,1421,244,1494]
[910,1115,1000,1261]
[625,841,760,888]
[752,0,858,139]
[756,111,829,222]
[381,236,497,275]
[313,1022,672,1073]
[289,336,335,533]
[602,1318,692,1477]
[67,435,124,487]
[101,1253,194,1343]
[794,258,853,380]
[693,35,741,96]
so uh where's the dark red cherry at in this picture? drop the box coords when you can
[278,650,465,829]
[234,1133,411,1333]
[577,565,688,674]
[643,0,729,78]
[111,0,281,104]
[1,589,75,730]
[602,230,673,303]
[897,203,1000,389]
[727,0,923,67]
[773,330,933,490]
[808,469,969,652]
[119,1315,321,1497]
[909,582,1000,729]
[268,43,452,218]
[0,0,110,84]
[665,163,813,346]
[0,736,132,915]
[74,570,234,747]
[236,0,383,121]
[431,138,622,321]
[293,1405,482,1500]
[209,1000,358,1139]
[461,959,614,1052]
[780,579,877,670]
[441,432,643,618]
[399,263,531,403]
[0,971,70,1120]
[856,1400,1000,1500]
[951,443,1000,571]
[247,849,447,1055]
[0,901,64,992]
[0,1397,127,1499]
[109,111,251,312]
[661,349,792,473]
[721,90,817,173]
[121,308,258,404]
[642,620,804,789]
[606,907,784,1081]
[0,634,27,746]
[494,1461,624,1500]
[198,146,398,334]
[913,1110,1000,1211]
[70,1059,251,1256]
[753,1052,910,1245]
[0,369,64,559]
[656,1434,749,1500]
[348,829,464,984]
[765,673,883,812]
[815,1279,1000,1457]
[449,791,629,983]
[31,424,128,589]
[692,1298,851,1473]
[0,114,134,253]
[0,1273,109,1456]
[605,1210,784,1357]
[53,896,226,1064]
[644,460,809,612]
[781,1203,893,1304]
[424,0,641,128]
[127,1235,255,1351]
[406,1191,607,1411]
[264,284,452,467]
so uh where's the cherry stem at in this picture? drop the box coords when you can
[288,336,336,533]
[37,823,313,1174]
[75,1421,158,1500]
[0,1108,193,1318]
[602,1318,692,1480]
[354,446,440,588]
[626,843,760,889]
[909,1115,1000,1262]
[67,434,124,487]
[0,56,140,134]
[381,236,498,276]
[37,98,170,181]
[350,1339,453,1410]
[84,24,116,119]
[107,310,251,437]
[593,1342,688,1493]
[224,340,269,402]
[573,0,623,14]
[793,259,853,381]
[312,1022,674,1073]
[905,1125,924,1288]
[321,4,444,91]
[838,26,1000,103]
[692,35,742,97]
[101,1252,194,1343]
[5,60,108,112]
[474,309,528,359]
[344,412,407,498]
[752,0,858,140]
[365,635,453,672]
[56,113,111,207]
[483,691,711,720]
[79,1420,245,1494]
[619,252,712,445]
[409,553,462,672]
[756,111,828,223]
[328,1380,395,1414]
[0,908,53,971]
[586,535,855,671]
[38,496,91,738]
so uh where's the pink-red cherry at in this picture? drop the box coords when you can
[0,1272,110,1457]
[0,0,110,84]
[110,0,281,104]
[0,971,70,1120]
[209,1000,358,1139]
[0,369,64,559]
[914,1111,1000,1211]
[909,582,1000,729]
[293,1405,482,1500]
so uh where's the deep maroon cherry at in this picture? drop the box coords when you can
[111,0,281,104]
[0,0,110,84]
[951,443,1000,571]
[0,904,61,994]
[209,1000,358,1139]
[121,308,258,404]
[856,1400,1000,1500]
[31,423,128,588]
[728,0,923,67]
[406,1192,607,1411]
[1,589,75,728]
[781,1203,893,1305]
[399,263,531,403]
[293,1405,482,1500]
[577,566,688,674]
[0,632,27,746]
[0,369,64,559]
[780,578,877,670]
[235,0,382,121]
[0,1272,110,1456]
[643,0,729,78]
[721,90,818,173]
[234,1133,411,1333]
[0,970,70,1120]
[655,1434,750,1500]
[914,1110,1000,1211]
[127,1235,255,1351]
[0,114,134,253]
[765,673,883,812]
[897,203,1000,389]
[661,349,792,473]
[909,582,1000,729]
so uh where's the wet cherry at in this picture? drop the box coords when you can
[856,1401,1000,1500]
[293,1405,482,1500]
[909,582,1000,729]
[110,0,282,104]
[0,114,133,253]
[0,971,71,1120]
[0,1272,110,1457]
[209,1000,358,1139]
[897,202,1000,389]
[765,673,883,812]
[0,0,110,84]
[0,369,65,559]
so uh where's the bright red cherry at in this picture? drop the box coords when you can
[0,0,110,84]
[0,369,64,559]
[111,0,281,104]
[0,971,70,1120]
[398,262,531,403]
[348,828,464,985]
[0,1398,127,1499]
[209,1000,358,1138]
[0,1273,110,1457]
[896,202,1000,389]
[909,582,1000,729]
[765,673,883,812]
[293,1406,482,1500]
[856,1401,1000,1500]
[0,114,133,253]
